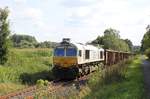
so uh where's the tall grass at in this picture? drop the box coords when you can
[84,56,145,99]
[0,48,53,94]
[30,59,137,99]
[87,59,130,91]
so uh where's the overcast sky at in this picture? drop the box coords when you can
[0,0,150,45]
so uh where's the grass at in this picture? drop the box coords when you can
[84,56,145,99]
[0,48,53,95]
[32,57,145,99]
[0,83,25,95]
[20,56,144,99]
[0,50,145,98]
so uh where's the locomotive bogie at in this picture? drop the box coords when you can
[52,66,79,80]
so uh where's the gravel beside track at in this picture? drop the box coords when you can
[0,76,89,99]
[0,81,71,99]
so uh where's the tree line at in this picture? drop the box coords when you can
[10,34,58,48]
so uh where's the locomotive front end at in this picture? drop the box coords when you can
[52,38,79,79]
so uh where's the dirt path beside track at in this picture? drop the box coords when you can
[141,57,150,99]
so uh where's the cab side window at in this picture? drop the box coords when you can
[79,50,82,57]
[100,51,103,59]
[85,50,90,59]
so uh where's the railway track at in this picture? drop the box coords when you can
[0,80,72,99]
[0,74,89,99]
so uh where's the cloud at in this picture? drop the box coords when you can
[23,7,45,28]
[24,7,42,20]
[1,0,150,45]
[62,0,100,8]
[14,0,27,3]
[62,0,150,45]
[64,1,100,27]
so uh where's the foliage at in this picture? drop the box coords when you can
[0,7,11,64]
[10,34,58,48]
[10,34,37,48]
[36,79,49,88]
[88,60,129,89]
[91,28,130,52]
[84,57,145,99]
[141,25,150,52]
[36,79,45,87]
[133,46,141,54]
[0,83,25,95]
[104,28,120,38]
[0,48,52,86]
[124,39,133,51]
[36,41,58,48]
[145,48,150,59]
[91,36,104,45]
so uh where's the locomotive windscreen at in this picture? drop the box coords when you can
[66,48,77,56]
[54,48,77,56]
[54,48,65,56]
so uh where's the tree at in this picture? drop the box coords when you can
[10,34,37,48]
[104,28,120,38]
[103,28,120,50]
[141,25,150,52]
[91,36,104,45]
[103,28,129,51]
[0,7,10,64]
[36,41,58,48]
[133,46,141,54]
[91,28,130,52]
[124,39,133,51]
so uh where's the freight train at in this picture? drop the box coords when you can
[52,38,132,79]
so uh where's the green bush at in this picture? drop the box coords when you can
[36,79,49,88]
[145,48,150,59]
[44,80,49,86]
[36,79,45,87]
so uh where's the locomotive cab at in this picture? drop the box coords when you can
[53,38,79,79]
[53,38,78,68]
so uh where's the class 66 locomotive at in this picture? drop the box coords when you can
[52,38,105,80]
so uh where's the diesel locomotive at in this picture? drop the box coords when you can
[52,38,132,79]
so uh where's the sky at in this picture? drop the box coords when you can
[0,0,150,45]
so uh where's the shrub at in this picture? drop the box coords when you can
[145,48,150,59]
[36,79,49,88]
[44,80,49,86]
[36,79,45,87]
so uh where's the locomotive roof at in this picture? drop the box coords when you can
[73,43,104,51]
[55,39,104,51]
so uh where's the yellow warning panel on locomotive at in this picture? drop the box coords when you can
[53,57,77,68]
